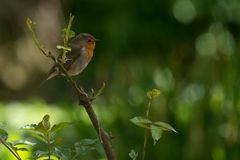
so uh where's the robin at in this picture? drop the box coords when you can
[45,33,97,81]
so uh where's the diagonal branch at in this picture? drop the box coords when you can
[26,18,116,160]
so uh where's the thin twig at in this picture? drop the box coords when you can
[0,139,22,160]
[142,99,152,160]
[26,18,116,160]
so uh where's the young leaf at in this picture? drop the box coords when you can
[130,116,152,129]
[35,114,51,134]
[154,121,177,133]
[147,89,161,99]
[21,124,37,131]
[150,125,163,145]
[61,28,75,39]
[56,45,72,52]
[50,122,72,134]
[129,149,138,160]
[0,128,8,141]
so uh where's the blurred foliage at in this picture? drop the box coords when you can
[1,0,240,159]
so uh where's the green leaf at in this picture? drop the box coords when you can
[74,139,98,155]
[31,150,48,159]
[129,149,138,160]
[52,147,69,160]
[21,124,37,131]
[11,140,36,146]
[0,128,8,141]
[150,125,163,145]
[154,121,178,133]
[130,116,152,129]
[30,132,47,143]
[35,114,51,134]
[54,147,73,160]
[78,138,98,145]
[50,122,72,134]
[61,28,75,39]
[147,89,161,99]
[15,147,28,151]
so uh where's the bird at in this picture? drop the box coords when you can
[44,33,97,81]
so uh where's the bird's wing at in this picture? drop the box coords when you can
[61,41,82,70]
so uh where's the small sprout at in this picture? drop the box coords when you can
[129,149,138,160]
[61,28,75,39]
[60,14,75,65]
[91,82,106,100]
[56,45,72,52]
[147,89,161,99]
[35,114,51,134]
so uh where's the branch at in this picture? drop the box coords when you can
[26,17,116,160]
[0,139,22,160]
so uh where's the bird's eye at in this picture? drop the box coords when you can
[88,39,92,42]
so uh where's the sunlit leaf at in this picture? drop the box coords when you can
[15,147,28,151]
[147,89,161,99]
[50,122,72,134]
[21,124,37,131]
[11,140,36,146]
[130,116,152,129]
[150,125,163,145]
[129,149,138,160]
[154,121,177,133]
[35,114,51,134]
[31,150,48,159]
[30,133,47,143]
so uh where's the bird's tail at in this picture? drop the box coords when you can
[38,67,58,88]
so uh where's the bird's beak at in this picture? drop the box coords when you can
[95,39,100,41]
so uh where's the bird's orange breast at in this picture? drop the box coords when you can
[85,43,95,61]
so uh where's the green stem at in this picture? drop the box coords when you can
[64,14,74,46]
[46,134,51,160]
[142,99,152,160]
[0,139,21,160]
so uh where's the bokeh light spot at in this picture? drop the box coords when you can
[128,85,145,106]
[196,33,217,56]
[153,68,175,92]
[1,64,27,90]
[181,83,205,103]
[173,0,197,24]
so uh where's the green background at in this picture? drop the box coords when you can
[0,0,240,159]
